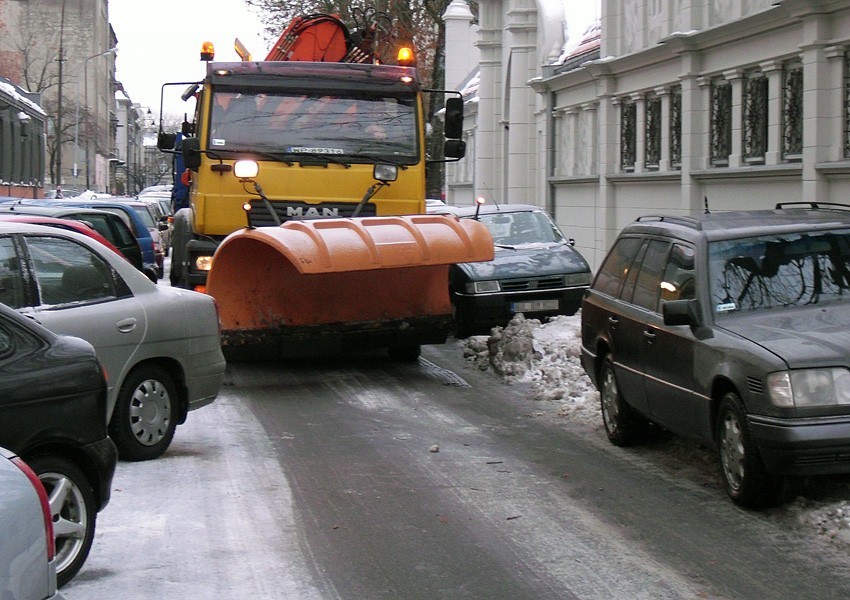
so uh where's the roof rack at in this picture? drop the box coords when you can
[635,215,703,230]
[775,201,850,212]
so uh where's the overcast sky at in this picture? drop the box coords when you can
[109,0,269,117]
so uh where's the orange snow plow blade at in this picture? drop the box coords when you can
[206,214,494,349]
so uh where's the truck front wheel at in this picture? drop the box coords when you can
[169,208,191,288]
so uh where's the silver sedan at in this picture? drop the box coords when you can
[0,222,226,461]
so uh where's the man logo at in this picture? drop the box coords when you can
[285,207,340,218]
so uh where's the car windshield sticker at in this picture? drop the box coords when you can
[211,138,226,146]
[716,302,737,313]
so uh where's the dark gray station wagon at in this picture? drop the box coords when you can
[581,203,850,508]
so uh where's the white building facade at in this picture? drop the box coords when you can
[446,0,850,270]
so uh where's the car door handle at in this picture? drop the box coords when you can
[116,317,137,333]
[643,329,656,342]
[607,316,619,326]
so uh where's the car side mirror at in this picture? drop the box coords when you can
[663,298,702,327]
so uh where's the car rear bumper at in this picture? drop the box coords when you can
[185,349,227,412]
[82,437,118,511]
[453,286,587,334]
[749,414,850,475]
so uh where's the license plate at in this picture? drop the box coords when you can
[511,299,559,313]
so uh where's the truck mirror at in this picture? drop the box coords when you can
[444,139,466,160]
[182,137,202,170]
[444,97,464,139]
[157,132,176,151]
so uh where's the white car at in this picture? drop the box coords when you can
[0,447,64,600]
[0,222,226,461]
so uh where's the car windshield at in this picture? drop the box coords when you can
[208,90,418,163]
[476,211,565,246]
[709,228,850,315]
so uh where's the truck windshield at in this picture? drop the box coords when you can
[208,90,418,163]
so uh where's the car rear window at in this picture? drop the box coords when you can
[709,228,850,314]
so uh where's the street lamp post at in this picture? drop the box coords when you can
[81,47,117,190]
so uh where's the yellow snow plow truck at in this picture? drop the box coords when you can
[156,12,493,358]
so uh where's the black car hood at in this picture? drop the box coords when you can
[453,242,589,280]
[719,303,850,369]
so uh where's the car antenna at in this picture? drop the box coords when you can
[704,196,710,214]
[474,196,485,220]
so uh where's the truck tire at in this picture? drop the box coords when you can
[169,208,192,288]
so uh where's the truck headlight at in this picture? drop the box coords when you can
[194,255,214,272]
[234,160,259,179]
[767,368,850,407]
[466,280,500,294]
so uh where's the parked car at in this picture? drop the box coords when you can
[580,203,850,508]
[0,447,65,600]
[41,198,161,282]
[445,203,592,337]
[0,303,117,587]
[0,221,226,462]
[0,204,144,274]
[136,192,172,253]
[0,214,122,256]
[115,198,170,271]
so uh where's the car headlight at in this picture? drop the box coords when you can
[766,368,850,408]
[465,280,500,294]
[194,255,214,272]
[564,272,591,286]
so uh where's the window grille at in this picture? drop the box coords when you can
[710,79,732,166]
[620,100,636,172]
[783,60,803,160]
[742,71,767,162]
[645,95,661,170]
[670,86,682,169]
[844,53,850,159]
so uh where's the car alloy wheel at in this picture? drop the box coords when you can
[28,455,96,587]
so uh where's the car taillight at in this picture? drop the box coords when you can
[11,456,55,561]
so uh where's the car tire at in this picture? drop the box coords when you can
[599,354,647,447]
[716,392,783,508]
[110,365,178,462]
[28,455,96,588]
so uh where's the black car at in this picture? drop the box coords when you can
[0,302,117,586]
[0,203,145,275]
[580,203,850,508]
[446,203,592,337]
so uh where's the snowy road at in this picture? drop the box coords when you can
[62,339,850,599]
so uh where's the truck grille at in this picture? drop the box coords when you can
[247,200,377,227]
[500,275,565,292]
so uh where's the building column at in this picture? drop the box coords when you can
[633,93,646,173]
[760,60,783,166]
[657,87,671,171]
[724,69,744,168]
[474,0,503,203]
